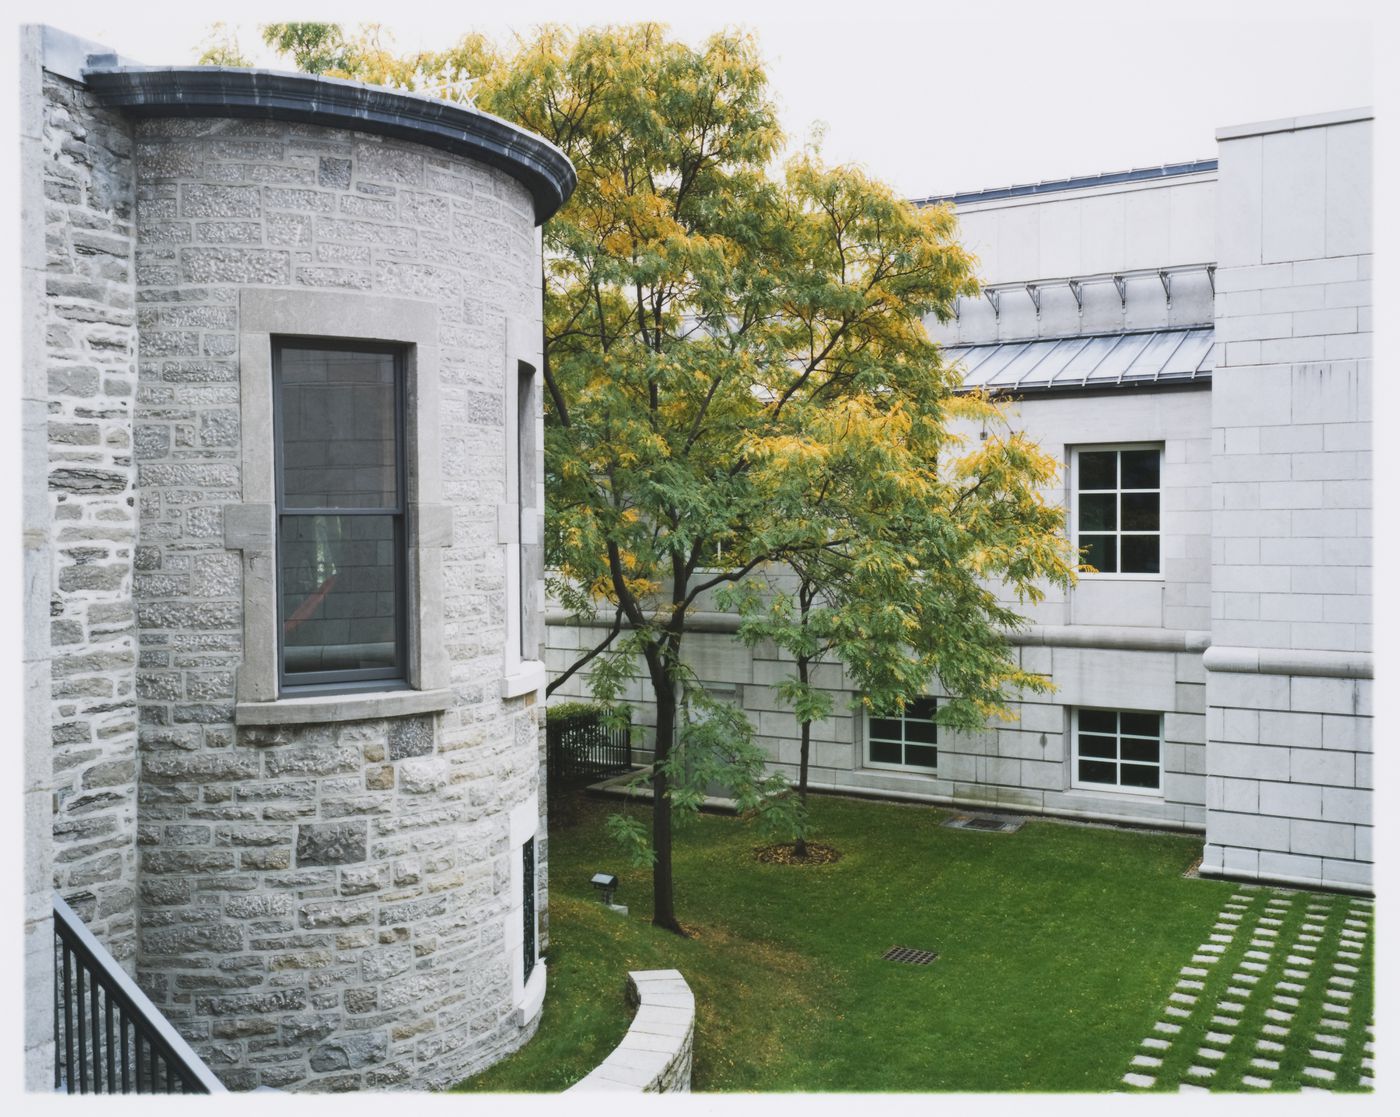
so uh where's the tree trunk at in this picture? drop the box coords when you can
[795,654,810,859]
[643,642,684,934]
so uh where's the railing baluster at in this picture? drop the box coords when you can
[52,940,60,1091]
[62,944,74,1093]
[105,985,116,1093]
[120,1006,130,1093]
[76,961,88,1093]
[91,963,102,1091]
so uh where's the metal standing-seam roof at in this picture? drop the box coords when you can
[944,327,1214,394]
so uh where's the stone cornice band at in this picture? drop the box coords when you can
[82,65,577,224]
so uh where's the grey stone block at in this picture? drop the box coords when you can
[296,822,368,866]
[388,715,434,760]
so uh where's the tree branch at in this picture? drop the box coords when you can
[545,608,624,696]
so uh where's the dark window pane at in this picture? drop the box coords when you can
[907,696,938,721]
[1078,733,1117,759]
[1080,493,1117,532]
[905,718,938,744]
[1079,709,1116,733]
[1120,449,1160,490]
[1079,534,1117,573]
[869,718,901,742]
[280,347,398,509]
[905,744,938,768]
[1120,712,1161,738]
[1121,535,1160,574]
[1078,759,1117,785]
[1078,450,1117,490]
[281,514,399,675]
[1121,492,1159,531]
[1120,763,1160,789]
[1121,736,1161,764]
[870,739,902,765]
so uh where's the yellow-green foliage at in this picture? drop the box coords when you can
[278,21,1080,919]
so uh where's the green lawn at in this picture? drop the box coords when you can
[456,794,1251,1092]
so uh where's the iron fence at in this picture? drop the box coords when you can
[547,707,632,789]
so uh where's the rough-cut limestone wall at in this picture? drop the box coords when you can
[129,116,544,1090]
[42,69,142,967]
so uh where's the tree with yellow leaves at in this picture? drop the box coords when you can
[258,21,1077,934]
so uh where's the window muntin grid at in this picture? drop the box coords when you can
[867,696,939,772]
[1072,708,1163,794]
[1073,445,1161,576]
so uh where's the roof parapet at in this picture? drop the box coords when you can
[913,159,1217,209]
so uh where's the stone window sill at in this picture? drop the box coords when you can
[514,961,547,1027]
[501,660,547,699]
[234,687,454,727]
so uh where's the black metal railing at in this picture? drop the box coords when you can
[53,893,225,1094]
[546,706,632,789]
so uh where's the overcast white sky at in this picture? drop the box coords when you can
[26,0,1380,197]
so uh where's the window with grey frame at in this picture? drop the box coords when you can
[274,340,408,691]
[517,361,542,660]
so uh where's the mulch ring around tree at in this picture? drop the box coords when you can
[753,842,842,865]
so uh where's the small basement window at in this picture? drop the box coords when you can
[867,696,938,773]
[1072,708,1162,794]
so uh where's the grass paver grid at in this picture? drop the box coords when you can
[1125,886,1373,1093]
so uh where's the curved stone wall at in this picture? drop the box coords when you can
[124,112,549,1090]
[568,970,695,1093]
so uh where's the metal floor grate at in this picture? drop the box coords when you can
[883,945,938,965]
[942,814,1025,834]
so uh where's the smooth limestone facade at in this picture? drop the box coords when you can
[23,26,573,1091]
[547,111,1373,890]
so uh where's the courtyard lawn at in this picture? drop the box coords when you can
[453,795,1364,1092]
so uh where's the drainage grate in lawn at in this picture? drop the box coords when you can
[883,946,938,965]
[942,814,1025,834]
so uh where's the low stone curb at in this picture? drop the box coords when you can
[567,969,695,1092]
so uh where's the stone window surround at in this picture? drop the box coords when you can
[508,791,546,1026]
[1069,441,1166,581]
[229,288,453,724]
[499,313,547,699]
[1069,706,1165,797]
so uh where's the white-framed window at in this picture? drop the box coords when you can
[866,696,938,773]
[1071,708,1163,794]
[1070,444,1162,577]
